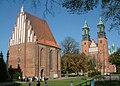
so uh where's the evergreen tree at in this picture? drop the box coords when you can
[0,51,8,82]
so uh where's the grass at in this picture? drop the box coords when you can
[8,78,87,86]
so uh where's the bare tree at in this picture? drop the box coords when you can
[1,0,62,17]
[61,37,79,54]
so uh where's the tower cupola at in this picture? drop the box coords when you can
[82,21,90,41]
[97,17,106,38]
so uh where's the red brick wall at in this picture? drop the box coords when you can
[82,40,91,55]
[8,43,61,79]
[36,44,61,78]
[8,42,36,77]
[98,38,110,73]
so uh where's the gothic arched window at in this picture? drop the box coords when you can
[57,50,59,72]
[49,50,52,69]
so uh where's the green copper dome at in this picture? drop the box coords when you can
[83,21,89,28]
[98,17,104,25]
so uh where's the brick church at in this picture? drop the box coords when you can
[81,19,116,74]
[8,6,61,79]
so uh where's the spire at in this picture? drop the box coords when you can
[21,5,24,13]
[98,17,104,25]
[83,20,89,28]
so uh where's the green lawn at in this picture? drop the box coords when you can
[10,78,87,86]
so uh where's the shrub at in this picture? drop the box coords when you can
[13,71,21,79]
[88,72,100,77]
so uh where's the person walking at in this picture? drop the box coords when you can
[28,82,31,86]
[44,81,48,86]
[70,81,73,86]
[36,81,40,86]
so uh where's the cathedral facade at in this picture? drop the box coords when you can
[82,18,116,74]
[8,7,61,79]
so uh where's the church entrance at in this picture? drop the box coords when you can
[40,69,44,81]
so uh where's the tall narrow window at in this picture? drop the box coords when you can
[49,50,52,69]
[57,51,59,72]
[40,48,43,67]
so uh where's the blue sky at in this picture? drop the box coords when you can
[0,1,120,61]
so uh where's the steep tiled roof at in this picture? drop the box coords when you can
[26,12,60,48]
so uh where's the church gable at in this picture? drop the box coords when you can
[89,40,98,53]
[9,7,60,48]
[9,9,26,46]
[9,9,37,46]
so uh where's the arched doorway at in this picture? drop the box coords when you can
[40,69,44,80]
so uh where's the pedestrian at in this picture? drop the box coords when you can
[36,81,40,86]
[18,76,21,81]
[44,81,48,86]
[70,81,73,86]
[28,82,31,86]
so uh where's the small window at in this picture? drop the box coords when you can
[84,30,87,35]
[100,40,102,43]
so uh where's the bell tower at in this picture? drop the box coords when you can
[97,18,109,74]
[82,21,91,55]
[97,17,106,38]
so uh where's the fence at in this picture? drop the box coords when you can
[76,74,120,86]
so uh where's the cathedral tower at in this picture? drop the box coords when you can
[97,18,109,74]
[81,18,116,74]
[82,21,91,55]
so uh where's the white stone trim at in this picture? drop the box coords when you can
[9,12,27,46]
[23,22,25,43]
